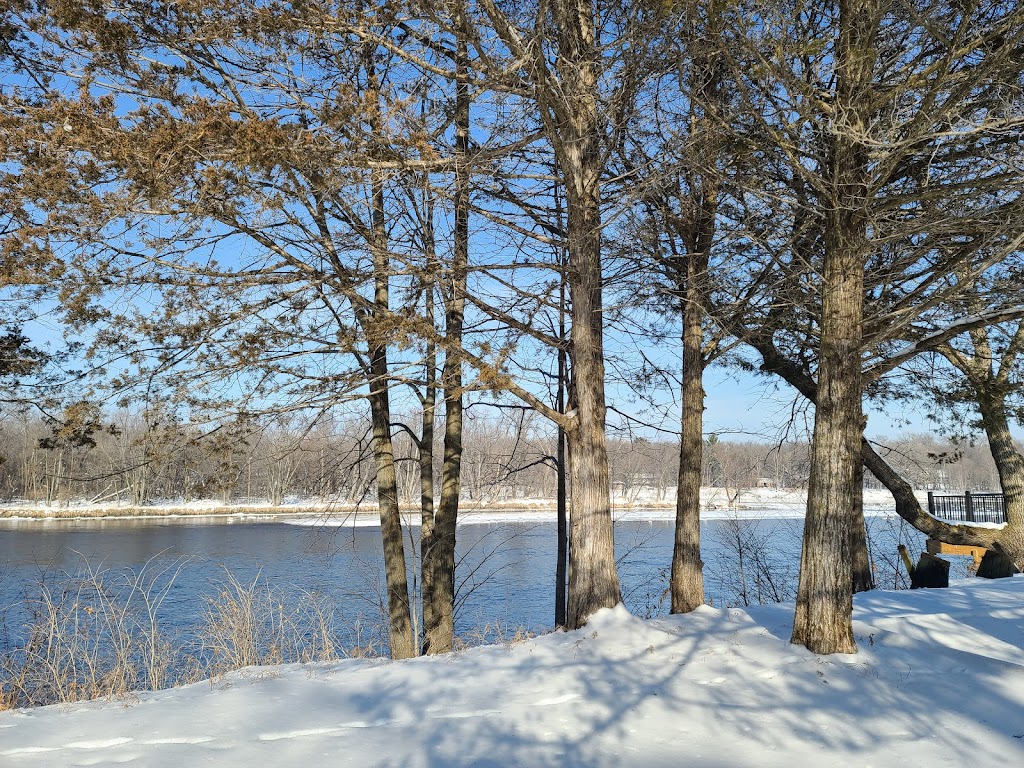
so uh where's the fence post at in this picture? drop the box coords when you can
[965,491,975,522]
[927,491,934,516]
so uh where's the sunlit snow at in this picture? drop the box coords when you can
[2,577,1022,767]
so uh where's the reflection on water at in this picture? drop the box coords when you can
[0,512,942,651]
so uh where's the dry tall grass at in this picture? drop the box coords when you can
[199,569,359,675]
[0,559,378,710]
[1,552,539,710]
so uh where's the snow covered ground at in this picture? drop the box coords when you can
[281,487,913,527]
[2,577,1022,767]
[0,486,926,521]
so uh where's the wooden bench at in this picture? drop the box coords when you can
[926,539,986,571]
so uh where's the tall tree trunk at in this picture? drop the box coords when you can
[369,196,416,659]
[750,331,1023,562]
[791,237,861,653]
[563,181,620,627]
[671,246,708,613]
[364,40,415,658]
[791,0,876,655]
[549,0,621,629]
[667,12,722,613]
[975,389,1024,566]
[419,198,438,648]
[555,185,569,629]
[368,368,416,660]
[423,351,463,653]
[851,451,874,592]
[555,294,568,628]
[422,8,468,654]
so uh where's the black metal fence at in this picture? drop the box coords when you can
[927,491,1007,524]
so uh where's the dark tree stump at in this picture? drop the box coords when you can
[976,549,1019,579]
[910,553,950,589]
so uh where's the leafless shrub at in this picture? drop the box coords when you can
[454,619,534,651]
[0,555,189,709]
[1,559,379,710]
[706,515,800,607]
[198,569,357,675]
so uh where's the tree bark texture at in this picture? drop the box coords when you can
[368,372,416,660]
[791,0,876,655]
[555,187,569,630]
[549,0,621,629]
[564,194,621,626]
[748,326,1024,568]
[365,42,415,658]
[418,201,438,649]
[790,237,861,653]
[850,454,875,593]
[671,236,711,613]
[974,389,1024,568]
[555,326,568,628]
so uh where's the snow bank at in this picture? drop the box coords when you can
[2,578,1022,766]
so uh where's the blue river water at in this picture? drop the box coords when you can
[0,513,948,656]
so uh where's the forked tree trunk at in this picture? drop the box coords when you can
[422,367,463,653]
[550,0,621,629]
[421,9,469,654]
[364,42,415,658]
[791,0,876,655]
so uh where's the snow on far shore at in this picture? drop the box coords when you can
[2,577,1022,767]
[0,486,921,524]
[285,503,901,528]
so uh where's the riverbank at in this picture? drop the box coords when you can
[3,576,1021,766]
[0,487,920,521]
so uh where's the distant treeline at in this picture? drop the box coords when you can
[0,408,1003,506]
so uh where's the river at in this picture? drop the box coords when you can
[0,511,954,657]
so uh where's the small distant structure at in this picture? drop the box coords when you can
[756,477,775,489]
[926,490,1006,524]
[926,490,1013,574]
